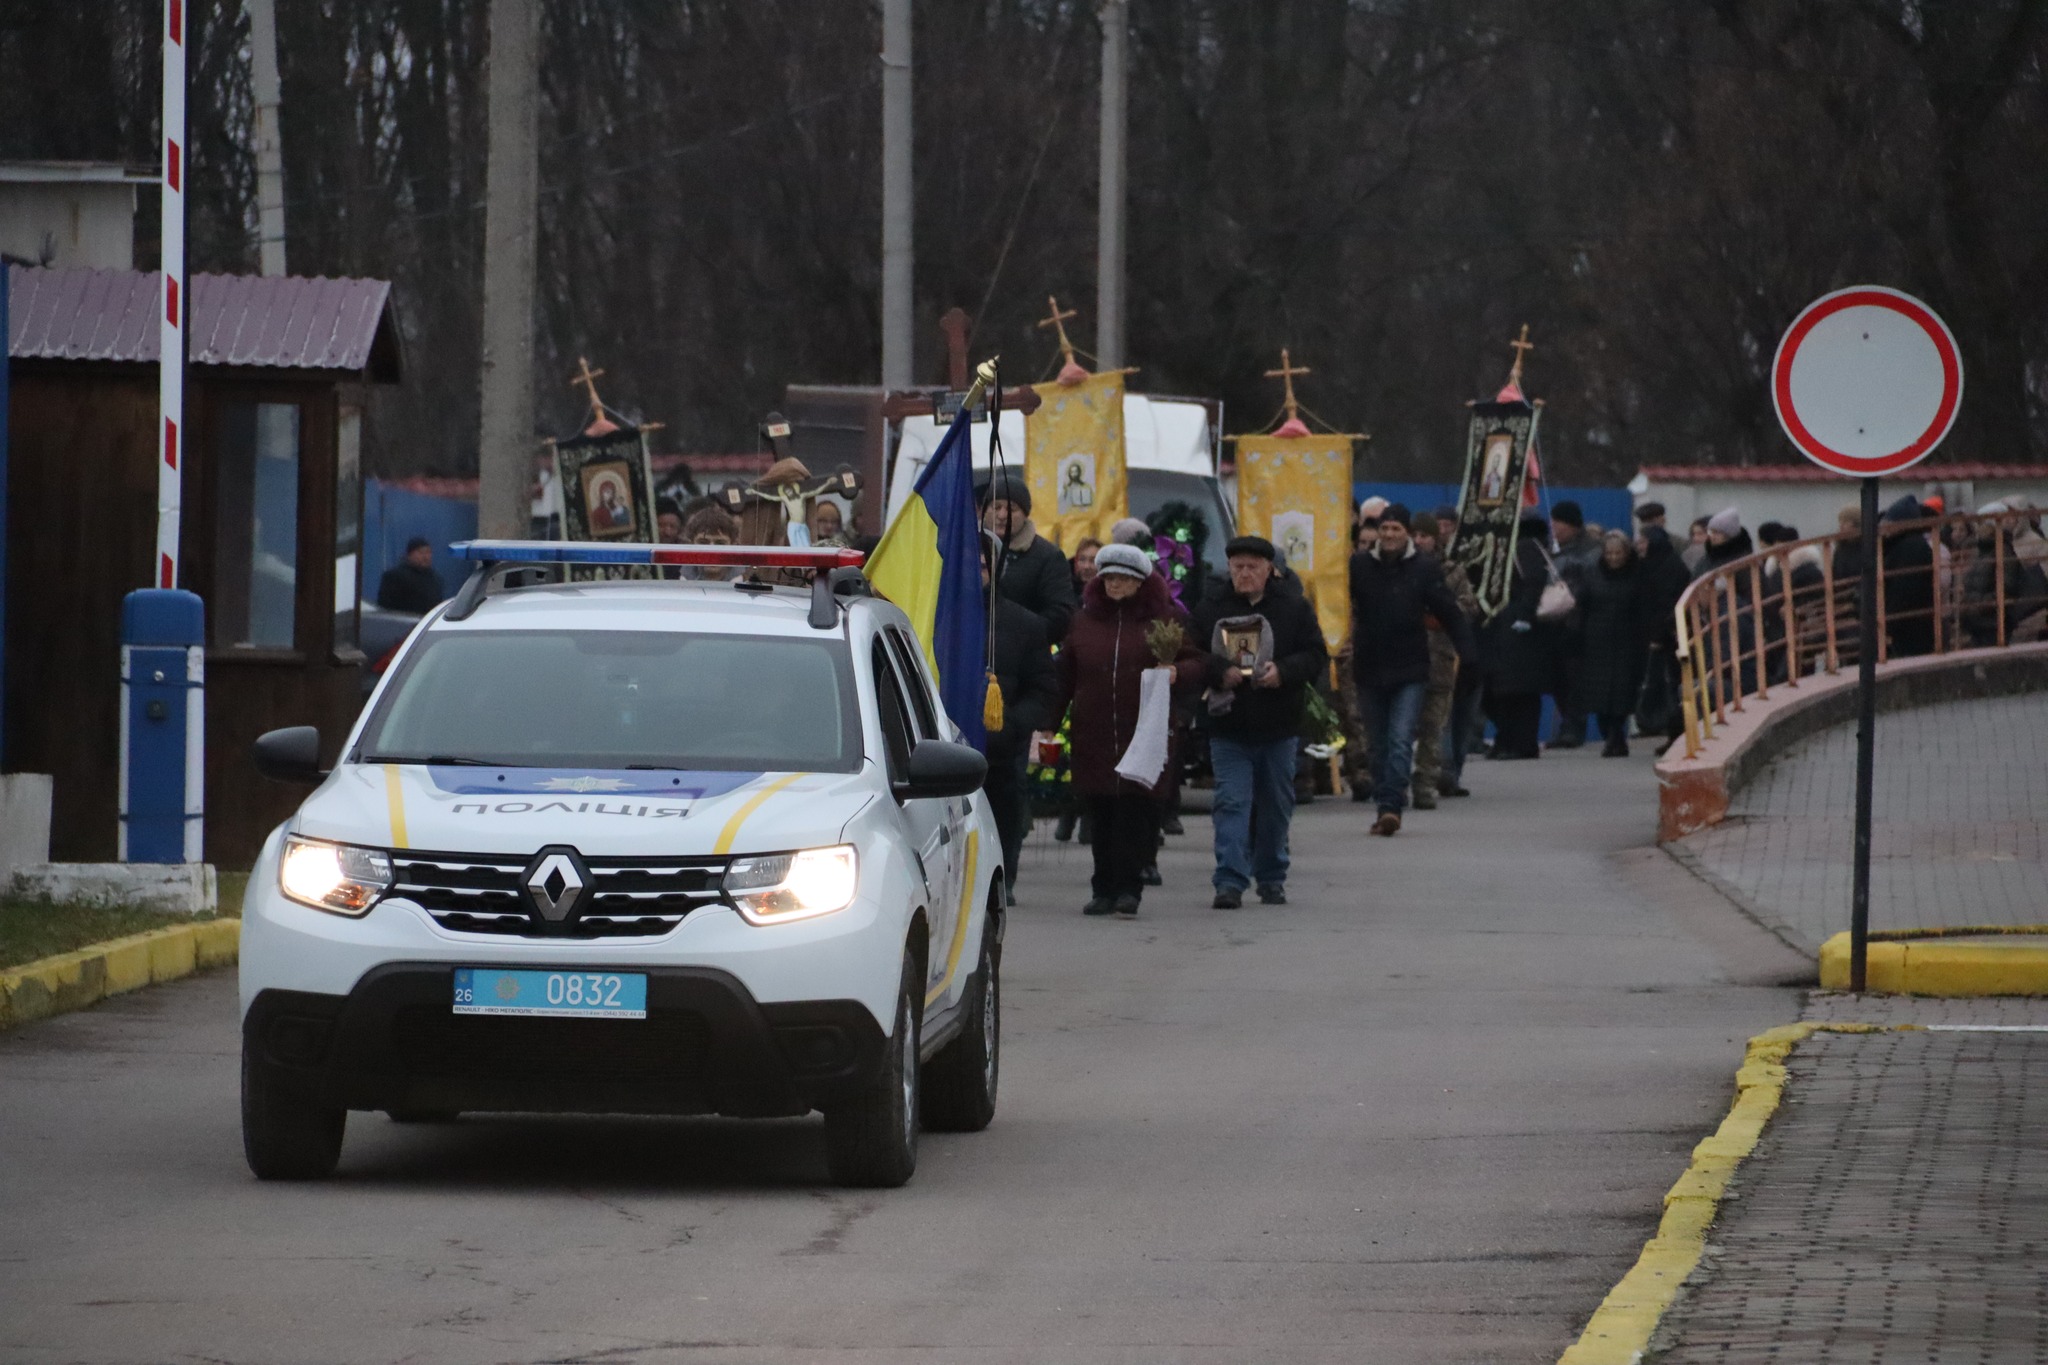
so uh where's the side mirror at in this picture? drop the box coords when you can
[895,739,987,801]
[252,726,325,784]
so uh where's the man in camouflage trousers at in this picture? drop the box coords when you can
[1409,512,1479,810]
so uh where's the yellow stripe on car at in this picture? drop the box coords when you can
[927,831,978,1008]
[713,773,807,855]
[382,764,409,848]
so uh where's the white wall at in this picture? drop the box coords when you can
[0,181,136,269]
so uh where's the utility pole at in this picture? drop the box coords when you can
[1096,0,1128,371]
[247,0,287,275]
[880,0,913,389]
[477,0,539,539]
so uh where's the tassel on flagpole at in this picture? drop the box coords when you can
[983,671,1004,732]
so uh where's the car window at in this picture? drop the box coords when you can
[870,638,915,782]
[884,628,941,739]
[357,630,860,772]
[1126,469,1236,576]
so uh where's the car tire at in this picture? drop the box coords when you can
[823,955,920,1188]
[921,912,999,1133]
[242,1047,346,1181]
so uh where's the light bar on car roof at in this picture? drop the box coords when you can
[449,540,867,570]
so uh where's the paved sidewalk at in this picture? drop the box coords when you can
[1651,995,2048,1362]
[1674,693,2048,952]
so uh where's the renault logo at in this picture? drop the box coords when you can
[524,848,588,922]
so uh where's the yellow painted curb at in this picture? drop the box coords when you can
[1556,1022,1890,1365]
[1819,931,2048,996]
[0,919,241,1031]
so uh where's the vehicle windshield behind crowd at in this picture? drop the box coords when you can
[357,630,860,772]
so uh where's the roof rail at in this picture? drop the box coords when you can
[440,541,869,628]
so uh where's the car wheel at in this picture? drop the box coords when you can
[922,912,999,1132]
[242,1046,346,1181]
[824,954,920,1188]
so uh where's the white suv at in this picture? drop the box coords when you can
[240,544,1003,1188]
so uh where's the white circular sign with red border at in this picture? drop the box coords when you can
[1771,286,1963,478]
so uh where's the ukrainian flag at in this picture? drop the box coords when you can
[865,408,988,751]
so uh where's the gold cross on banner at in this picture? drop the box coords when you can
[569,356,608,425]
[1264,348,1311,423]
[1037,295,1080,364]
[1507,324,1535,387]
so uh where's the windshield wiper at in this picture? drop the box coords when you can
[624,763,688,771]
[360,754,506,767]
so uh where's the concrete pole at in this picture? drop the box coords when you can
[880,0,913,389]
[477,0,539,539]
[247,0,287,275]
[1096,0,1128,371]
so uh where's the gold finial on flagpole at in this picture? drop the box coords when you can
[962,356,1000,412]
[1507,324,1535,388]
[1265,349,1312,426]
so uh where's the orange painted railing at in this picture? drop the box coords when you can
[1675,509,2048,759]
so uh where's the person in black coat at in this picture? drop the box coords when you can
[1576,532,1653,756]
[376,537,445,614]
[1191,535,1329,905]
[979,535,1059,899]
[1483,516,1553,760]
[1637,525,1693,751]
[1880,495,1936,658]
[981,470,1077,642]
[1347,504,1475,833]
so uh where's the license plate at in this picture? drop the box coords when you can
[453,968,647,1020]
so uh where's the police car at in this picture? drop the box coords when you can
[239,542,1003,1188]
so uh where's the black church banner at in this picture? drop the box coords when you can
[1448,401,1541,620]
[554,425,657,579]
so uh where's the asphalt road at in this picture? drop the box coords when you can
[0,750,1808,1364]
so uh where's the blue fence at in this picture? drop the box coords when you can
[361,480,477,608]
[1352,481,1632,535]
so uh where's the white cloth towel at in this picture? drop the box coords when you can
[1114,666,1175,788]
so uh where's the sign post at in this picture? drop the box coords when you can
[1771,286,1963,991]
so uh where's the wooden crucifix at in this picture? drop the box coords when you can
[1507,324,1535,388]
[1265,349,1311,426]
[880,307,1042,421]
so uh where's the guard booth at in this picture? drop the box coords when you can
[4,265,402,867]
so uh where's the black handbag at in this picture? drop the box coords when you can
[1634,652,1679,736]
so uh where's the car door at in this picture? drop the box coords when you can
[870,637,957,1001]
[884,626,973,924]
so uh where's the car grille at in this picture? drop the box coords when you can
[390,1004,710,1082]
[388,852,731,938]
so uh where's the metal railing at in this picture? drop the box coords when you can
[1676,509,2048,760]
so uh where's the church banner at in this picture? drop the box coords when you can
[1027,371,1127,554]
[555,425,656,580]
[1234,434,1356,647]
[1448,401,1541,620]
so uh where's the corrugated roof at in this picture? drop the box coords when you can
[1639,463,2048,484]
[7,265,400,379]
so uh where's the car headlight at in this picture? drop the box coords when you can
[279,835,393,916]
[723,845,858,925]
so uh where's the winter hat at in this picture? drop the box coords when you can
[1757,521,1791,546]
[1110,516,1152,546]
[1707,507,1742,537]
[1433,504,1460,525]
[1551,500,1585,529]
[1094,543,1152,580]
[1410,513,1441,541]
[1634,501,1666,522]
[981,470,1032,515]
[1379,502,1412,530]
[405,535,432,553]
[1224,534,1276,561]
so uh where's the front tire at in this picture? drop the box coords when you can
[824,956,920,1188]
[242,1047,345,1181]
[922,912,999,1132]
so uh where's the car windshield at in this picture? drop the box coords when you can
[356,630,861,772]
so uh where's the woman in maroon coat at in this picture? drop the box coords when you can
[1053,544,1204,918]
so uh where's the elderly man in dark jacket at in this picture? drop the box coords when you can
[980,535,1059,903]
[981,470,1077,642]
[1190,535,1328,907]
[1349,504,1475,835]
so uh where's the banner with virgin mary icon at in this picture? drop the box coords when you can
[1449,400,1541,620]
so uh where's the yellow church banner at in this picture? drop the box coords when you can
[1027,371,1127,554]
[1234,434,1357,646]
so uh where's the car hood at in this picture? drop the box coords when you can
[292,764,877,858]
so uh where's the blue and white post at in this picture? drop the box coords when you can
[120,590,205,863]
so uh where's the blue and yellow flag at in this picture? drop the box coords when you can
[865,409,988,751]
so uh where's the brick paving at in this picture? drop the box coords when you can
[1651,1000,2048,1362]
[1675,693,2048,952]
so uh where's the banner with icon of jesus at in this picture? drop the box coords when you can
[1027,371,1127,554]
[1233,433,1356,646]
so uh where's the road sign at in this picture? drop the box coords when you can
[1771,286,1962,477]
